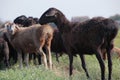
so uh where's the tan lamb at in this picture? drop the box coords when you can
[5,22,54,69]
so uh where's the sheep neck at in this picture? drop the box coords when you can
[10,31,18,41]
[55,16,72,34]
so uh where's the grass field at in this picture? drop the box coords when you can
[0,31,120,80]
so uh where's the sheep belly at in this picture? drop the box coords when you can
[12,33,39,53]
[13,40,38,53]
[24,43,38,53]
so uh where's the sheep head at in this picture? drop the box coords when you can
[4,22,19,35]
[39,7,67,28]
[39,7,59,25]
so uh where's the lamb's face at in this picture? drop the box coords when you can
[5,23,17,35]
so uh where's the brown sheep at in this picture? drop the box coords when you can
[14,15,65,64]
[39,8,118,80]
[101,47,120,60]
[14,15,40,65]
[113,47,120,58]
[1,22,19,65]
[4,23,54,69]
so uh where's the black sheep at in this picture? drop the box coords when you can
[39,7,118,80]
[0,37,9,67]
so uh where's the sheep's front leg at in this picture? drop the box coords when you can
[3,41,10,67]
[55,53,59,63]
[18,51,23,69]
[69,53,73,76]
[38,54,42,65]
[24,53,29,67]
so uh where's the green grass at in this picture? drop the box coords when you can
[0,31,120,80]
[0,65,64,80]
[1,55,120,80]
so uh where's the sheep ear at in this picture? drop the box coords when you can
[4,25,7,30]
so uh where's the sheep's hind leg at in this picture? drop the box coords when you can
[106,43,113,80]
[38,48,48,69]
[79,54,90,78]
[95,49,105,80]
[45,45,52,69]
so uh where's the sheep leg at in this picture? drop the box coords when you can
[79,54,90,78]
[106,43,113,80]
[38,54,42,65]
[107,50,112,80]
[69,53,73,76]
[18,52,23,69]
[45,35,53,69]
[29,53,33,64]
[55,53,59,63]
[33,53,41,65]
[3,41,10,67]
[64,44,73,76]
[95,49,105,80]
[45,45,52,69]
[39,48,48,69]
[4,51,9,67]
[33,53,37,65]
[24,53,29,67]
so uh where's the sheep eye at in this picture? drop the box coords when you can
[7,25,13,31]
[54,14,57,17]
[7,25,10,29]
